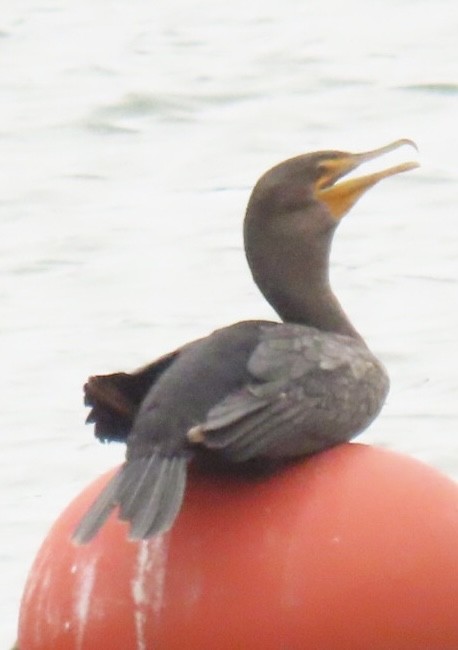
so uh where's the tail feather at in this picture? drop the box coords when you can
[72,471,125,544]
[127,457,187,540]
[72,454,187,544]
[117,456,159,520]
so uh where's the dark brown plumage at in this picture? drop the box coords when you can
[73,140,418,543]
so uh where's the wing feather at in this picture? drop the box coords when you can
[193,324,384,462]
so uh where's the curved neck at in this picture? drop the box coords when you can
[244,206,361,340]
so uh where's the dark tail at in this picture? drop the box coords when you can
[72,453,187,543]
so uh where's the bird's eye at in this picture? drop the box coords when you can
[315,163,334,189]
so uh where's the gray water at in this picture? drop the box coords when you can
[2,0,457,644]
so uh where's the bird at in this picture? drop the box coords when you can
[73,139,418,543]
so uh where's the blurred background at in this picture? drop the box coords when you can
[1,0,457,644]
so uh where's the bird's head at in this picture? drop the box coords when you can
[244,139,419,331]
[246,139,419,225]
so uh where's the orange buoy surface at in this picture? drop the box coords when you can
[18,443,458,649]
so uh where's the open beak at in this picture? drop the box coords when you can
[316,139,419,220]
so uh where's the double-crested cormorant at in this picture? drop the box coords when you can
[73,139,418,543]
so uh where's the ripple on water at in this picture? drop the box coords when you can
[399,82,458,95]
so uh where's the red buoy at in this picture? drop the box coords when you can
[18,443,458,649]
